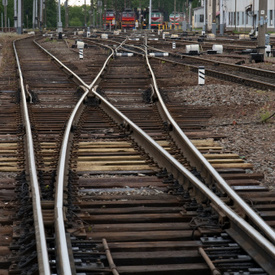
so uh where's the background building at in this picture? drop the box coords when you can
[205,0,275,32]
[194,6,204,29]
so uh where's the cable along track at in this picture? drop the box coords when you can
[13,35,275,274]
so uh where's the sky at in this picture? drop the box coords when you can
[61,0,88,6]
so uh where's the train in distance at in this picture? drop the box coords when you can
[150,10,185,29]
[103,9,136,29]
[103,9,185,29]
[151,10,164,28]
[169,12,185,26]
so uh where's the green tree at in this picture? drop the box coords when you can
[0,0,202,30]
[0,0,15,27]
[45,0,58,28]
[70,16,82,26]
[68,5,85,26]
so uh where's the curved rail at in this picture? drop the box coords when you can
[100,36,275,272]
[91,86,275,273]
[114,36,275,245]
[35,36,275,274]
[142,39,275,271]
[143,39,275,243]
[13,38,51,274]
[34,38,116,274]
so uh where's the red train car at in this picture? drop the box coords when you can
[121,8,136,29]
[103,9,116,28]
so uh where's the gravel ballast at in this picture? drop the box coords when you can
[173,84,275,188]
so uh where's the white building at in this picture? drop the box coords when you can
[193,7,204,29]
[206,0,275,32]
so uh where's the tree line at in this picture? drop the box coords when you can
[0,0,200,29]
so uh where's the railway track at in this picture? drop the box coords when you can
[72,31,275,90]
[1,33,273,274]
[0,90,23,275]
[147,35,258,53]
[145,43,275,90]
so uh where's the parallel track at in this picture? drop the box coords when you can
[6,33,275,274]
[146,44,275,90]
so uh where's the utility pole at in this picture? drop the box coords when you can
[149,0,152,30]
[174,0,176,28]
[32,0,35,29]
[212,0,216,35]
[35,0,38,28]
[96,1,99,28]
[103,0,106,30]
[234,0,236,31]
[188,0,192,30]
[3,0,7,30]
[17,0,22,33]
[139,0,141,27]
[203,0,207,33]
[89,0,93,27]
[98,1,102,28]
[14,0,17,28]
[40,0,43,30]
[65,0,68,28]
[220,0,224,35]
[258,0,267,55]
[252,0,255,30]
[57,0,63,37]
[44,0,46,28]
[85,0,87,27]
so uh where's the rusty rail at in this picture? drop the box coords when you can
[103,239,120,275]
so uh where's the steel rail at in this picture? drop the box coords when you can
[89,37,275,246]
[164,37,256,50]
[148,53,275,90]
[34,38,117,275]
[35,37,275,273]
[108,37,275,271]
[144,39,275,244]
[88,37,275,246]
[13,38,51,275]
[91,86,275,274]
[148,45,275,84]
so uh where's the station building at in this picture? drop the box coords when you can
[223,0,275,32]
[195,0,275,32]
